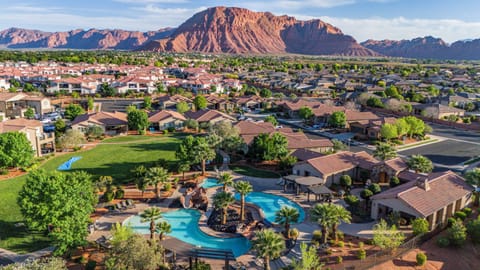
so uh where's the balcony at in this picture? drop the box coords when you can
[38,132,55,143]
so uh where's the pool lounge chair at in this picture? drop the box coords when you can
[125,199,136,208]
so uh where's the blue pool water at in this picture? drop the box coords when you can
[124,209,251,257]
[57,156,82,171]
[235,192,305,224]
[200,178,222,189]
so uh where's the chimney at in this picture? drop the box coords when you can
[416,176,430,191]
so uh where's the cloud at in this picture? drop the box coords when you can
[5,4,63,13]
[317,16,480,43]
[232,0,355,12]
[113,0,189,3]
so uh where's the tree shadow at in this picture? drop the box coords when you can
[0,220,51,253]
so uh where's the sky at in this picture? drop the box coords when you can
[1,0,480,43]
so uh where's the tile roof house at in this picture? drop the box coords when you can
[292,151,379,186]
[371,171,474,229]
[412,103,465,119]
[148,110,186,131]
[0,118,55,157]
[184,109,235,125]
[71,111,128,136]
[156,95,192,110]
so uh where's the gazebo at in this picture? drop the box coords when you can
[307,185,334,202]
[283,175,324,195]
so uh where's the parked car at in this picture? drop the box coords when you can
[43,125,55,132]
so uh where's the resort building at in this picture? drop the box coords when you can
[71,111,128,136]
[148,110,186,131]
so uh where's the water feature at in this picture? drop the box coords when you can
[57,156,82,171]
[200,178,222,189]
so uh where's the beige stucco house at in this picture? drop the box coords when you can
[148,110,186,131]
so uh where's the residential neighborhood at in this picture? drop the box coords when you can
[0,51,479,270]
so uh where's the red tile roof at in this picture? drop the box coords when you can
[148,110,186,122]
[305,151,378,176]
[71,111,127,127]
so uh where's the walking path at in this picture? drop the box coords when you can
[0,246,55,264]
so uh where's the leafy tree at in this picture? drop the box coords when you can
[0,257,67,270]
[467,216,480,244]
[176,101,190,114]
[403,116,426,138]
[264,115,278,126]
[310,203,336,244]
[64,103,85,121]
[291,242,323,270]
[360,189,373,207]
[447,219,467,246]
[395,118,410,138]
[328,111,346,128]
[212,191,235,225]
[332,139,347,152]
[407,155,433,173]
[373,142,397,161]
[56,129,85,150]
[105,234,162,270]
[144,167,169,200]
[427,85,440,97]
[252,229,285,270]
[86,125,104,139]
[275,206,300,237]
[218,172,234,192]
[18,170,96,255]
[183,118,199,131]
[340,175,352,190]
[389,176,401,188]
[373,219,405,252]
[368,183,382,194]
[344,195,360,209]
[412,218,429,235]
[87,97,94,111]
[54,119,66,137]
[330,204,352,242]
[380,123,398,141]
[298,106,313,122]
[259,88,272,98]
[127,106,149,135]
[176,135,195,164]
[24,107,35,119]
[177,162,190,181]
[99,82,115,97]
[278,155,297,171]
[465,168,480,206]
[192,136,216,175]
[234,181,253,222]
[140,207,163,240]
[143,96,152,110]
[0,132,34,169]
[193,95,207,110]
[249,133,288,161]
[385,85,402,99]
[367,97,384,108]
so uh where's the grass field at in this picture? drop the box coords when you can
[230,165,281,178]
[0,135,181,253]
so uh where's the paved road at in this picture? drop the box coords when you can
[430,123,480,144]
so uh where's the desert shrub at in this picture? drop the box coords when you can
[326,249,333,255]
[412,218,429,235]
[389,176,401,187]
[357,249,366,260]
[454,211,467,221]
[104,190,115,202]
[312,230,322,242]
[368,183,382,194]
[337,241,344,248]
[344,195,359,208]
[358,241,364,249]
[163,129,169,135]
[462,207,472,217]
[337,231,344,241]
[447,217,456,228]
[115,188,124,199]
[436,237,450,247]
[416,252,427,266]
[336,256,343,264]
[164,182,172,192]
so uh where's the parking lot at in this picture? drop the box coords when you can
[398,139,480,168]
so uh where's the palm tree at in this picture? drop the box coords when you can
[407,155,433,173]
[133,165,147,197]
[140,207,162,240]
[144,167,169,200]
[156,221,172,241]
[331,204,352,242]
[373,142,397,161]
[274,206,300,237]
[218,172,234,192]
[465,168,480,206]
[212,191,235,225]
[235,180,253,222]
[252,229,285,270]
[310,203,336,244]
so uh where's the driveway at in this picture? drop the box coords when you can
[338,221,376,239]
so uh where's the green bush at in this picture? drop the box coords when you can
[357,249,366,260]
[462,207,472,217]
[312,230,322,242]
[448,220,467,246]
[389,176,401,187]
[336,256,343,264]
[0,168,8,175]
[337,241,344,248]
[104,190,115,202]
[454,211,467,221]
[163,129,169,135]
[412,218,429,235]
[86,260,97,270]
[358,241,364,249]
[115,188,124,199]
[447,217,456,228]
[368,183,382,194]
[436,237,450,248]
[337,231,344,241]
[344,195,360,208]
[167,126,175,133]
[416,252,427,266]
[164,182,172,192]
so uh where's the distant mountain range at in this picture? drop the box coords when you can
[0,6,479,60]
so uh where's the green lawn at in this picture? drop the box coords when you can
[0,135,181,253]
[230,165,281,178]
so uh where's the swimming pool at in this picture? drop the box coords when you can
[200,178,222,189]
[124,209,251,257]
[235,192,305,224]
[57,156,82,171]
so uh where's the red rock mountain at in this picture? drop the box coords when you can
[141,7,378,56]
[362,37,480,60]
[0,27,174,50]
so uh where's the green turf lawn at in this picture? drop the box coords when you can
[0,135,181,253]
[230,165,281,178]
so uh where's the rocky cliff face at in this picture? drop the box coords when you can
[141,6,378,56]
[0,27,175,49]
[362,37,480,60]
